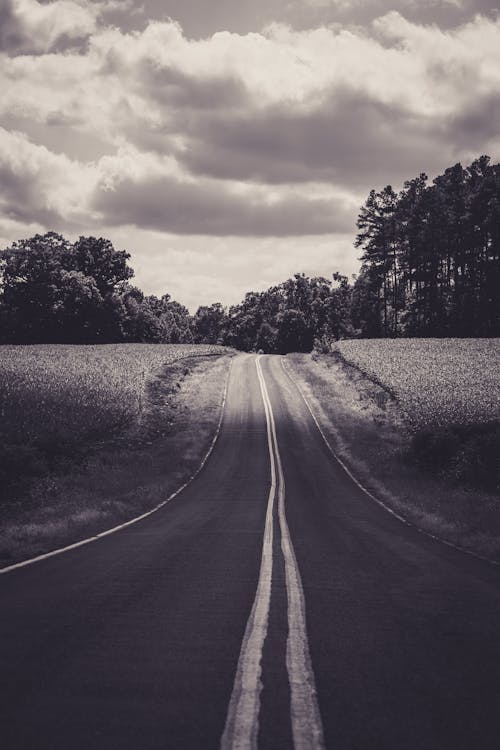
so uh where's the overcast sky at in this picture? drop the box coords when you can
[1,0,499,310]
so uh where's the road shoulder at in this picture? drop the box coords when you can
[286,352,500,563]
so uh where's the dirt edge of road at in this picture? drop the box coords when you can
[0,353,235,567]
[287,352,500,563]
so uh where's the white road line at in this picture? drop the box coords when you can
[0,357,234,576]
[220,357,277,750]
[281,357,500,569]
[258,357,325,750]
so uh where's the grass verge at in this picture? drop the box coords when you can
[0,353,234,566]
[287,352,500,562]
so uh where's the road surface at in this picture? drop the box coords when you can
[2,353,500,749]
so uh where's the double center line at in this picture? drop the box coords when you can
[221,356,325,750]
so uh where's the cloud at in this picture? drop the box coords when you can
[92,154,356,236]
[0,215,46,250]
[101,228,357,310]
[2,6,500,306]
[286,0,466,27]
[0,128,355,237]
[1,10,500,257]
[299,0,462,8]
[81,14,500,190]
[0,127,94,226]
[0,0,99,54]
[177,91,447,188]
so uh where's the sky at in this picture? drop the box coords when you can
[1,0,500,310]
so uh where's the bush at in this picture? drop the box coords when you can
[0,442,48,503]
[411,422,500,494]
[411,429,461,473]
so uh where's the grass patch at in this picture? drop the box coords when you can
[287,352,500,561]
[0,354,234,566]
[410,422,500,494]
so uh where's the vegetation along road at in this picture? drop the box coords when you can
[2,353,500,749]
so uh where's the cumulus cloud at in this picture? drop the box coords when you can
[3,14,500,185]
[3,14,500,182]
[0,0,100,54]
[82,14,500,189]
[0,127,95,225]
[286,0,467,28]
[177,91,448,188]
[0,128,355,237]
[299,0,462,8]
[92,148,356,235]
[1,6,500,304]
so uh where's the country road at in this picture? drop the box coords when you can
[2,353,500,750]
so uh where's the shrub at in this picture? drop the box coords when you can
[411,422,500,494]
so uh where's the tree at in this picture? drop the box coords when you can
[218,273,353,352]
[193,303,227,344]
[276,309,312,353]
[255,322,278,353]
[118,288,194,344]
[57,270,103,342]
[0,232,72,342]
[70,236,134,295]
[0,233,132,343]
[353,155,500,338]
[355,186,398,336]
[325,272,355,340]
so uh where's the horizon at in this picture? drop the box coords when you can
[1,0,499,311]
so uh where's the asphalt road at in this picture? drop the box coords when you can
[2,353,500,750]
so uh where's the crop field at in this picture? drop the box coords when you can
[332,338,500,429]
[0,343,228,447]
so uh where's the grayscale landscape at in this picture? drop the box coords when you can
[1,0,499,748]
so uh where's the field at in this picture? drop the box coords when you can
[0,343,228,448]
[0,344,233,563]
[332,338,500,430]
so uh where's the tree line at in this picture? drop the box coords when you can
[204,271,354,353]
[353,155,500,337]
[0,233,194,345]
[1,154,498,350]
[0,232,352,351]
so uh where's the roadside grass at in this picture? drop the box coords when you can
[287,352,500,561]
[0,354,233,566]
[410,422,500,494]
